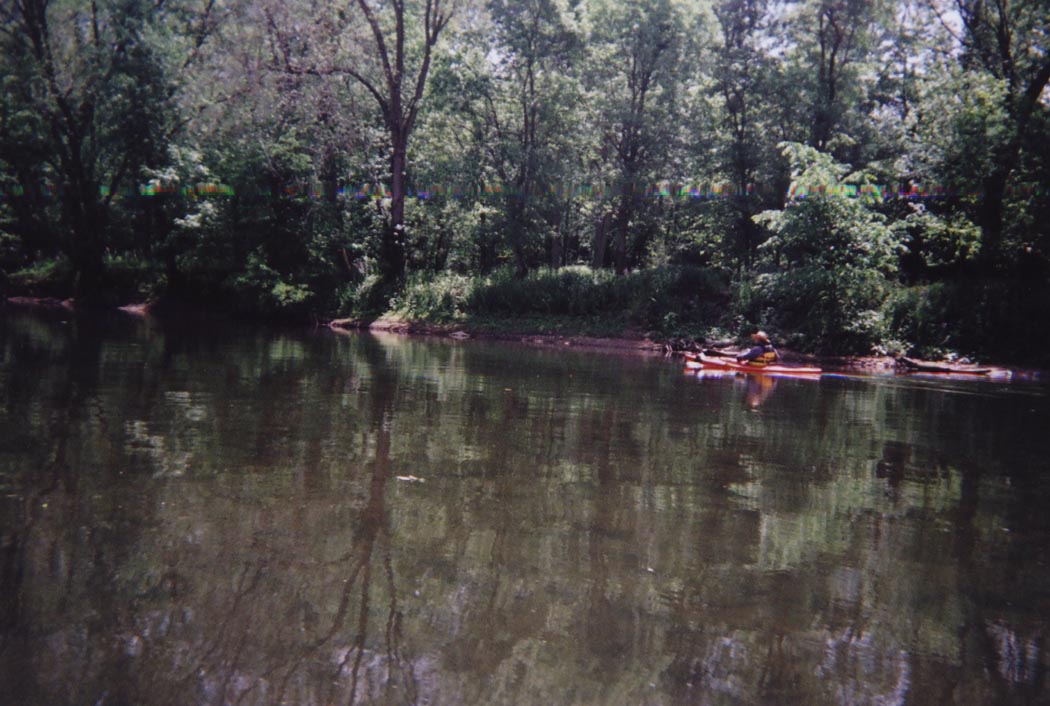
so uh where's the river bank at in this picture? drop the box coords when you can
[1,295,1029,379]
[329,313,1030,378]
[329,313,666,352]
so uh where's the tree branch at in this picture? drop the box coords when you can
[394,0,404,88]
[180,0,217,72]
[406,0,452,134]
[356,0,396,96]
[1019,56,1050,124]
[272,60,392,125]
[263,5,392,123]
[924,0,963,45]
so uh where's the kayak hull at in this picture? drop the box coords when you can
[685,352,823,376]
[898,356,991,375]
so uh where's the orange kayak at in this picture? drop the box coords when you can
[684,352,823,376]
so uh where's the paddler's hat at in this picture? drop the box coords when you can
[751,331,770,343]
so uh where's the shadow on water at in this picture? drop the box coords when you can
[1,308,1049,705]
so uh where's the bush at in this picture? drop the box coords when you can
[5,256,74,297]
[463,265,724,329]
[464,266,606,316]
[395,273,474,321]
[226,250,317,320]
[750,143,903,354]
[383,265,727,337]
[336,274,390,320]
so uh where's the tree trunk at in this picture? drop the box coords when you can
[613,195,633,275]
[550,220,563,269]
[977,168,1008,271]
[380,140,408,288]
[507,196,529,279]
[66,183,106,299]
[592,210,612,269]
[736,172,756,272]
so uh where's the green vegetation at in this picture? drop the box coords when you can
[390,266,726,339]
[1,0,1049,364]
[750,144,902,354]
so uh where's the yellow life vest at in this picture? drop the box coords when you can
[745,349,779,367]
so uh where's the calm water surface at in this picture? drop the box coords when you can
[1,309,1049,706]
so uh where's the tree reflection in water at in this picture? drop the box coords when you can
[0,315,425,706]
[176,342,418,706]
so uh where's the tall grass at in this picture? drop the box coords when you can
[394,265,728,336]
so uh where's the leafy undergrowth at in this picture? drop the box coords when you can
[387,265,728,341]
[458,314,641,339]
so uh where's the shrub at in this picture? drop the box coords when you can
[459,265,726,337]
[5,256,74,297]
[395,273,474,321]
[751,143,903,354]
[337,274,388,319]
[227,250,317,320]
[374,265,728,337]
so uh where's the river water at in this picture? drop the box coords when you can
[1,308,1049,706]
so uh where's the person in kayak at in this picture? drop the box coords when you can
[737,331,780,366]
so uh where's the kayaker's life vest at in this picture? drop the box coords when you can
[741,346,779,367]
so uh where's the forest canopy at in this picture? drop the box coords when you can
[1,0,1049,361]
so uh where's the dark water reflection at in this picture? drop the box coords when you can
[1,309,1049,705]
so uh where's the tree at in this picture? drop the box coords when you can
[586,0,685,274]
[482,0,583,277]
[774,0,891,160]
[810,0,865,150]
[942,0,1050,267]
[265,0,454,292]
[0,0,216,297]
[711,0,778,272]
[165,0,375,318]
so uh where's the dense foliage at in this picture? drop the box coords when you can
[2,0,1049,362]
